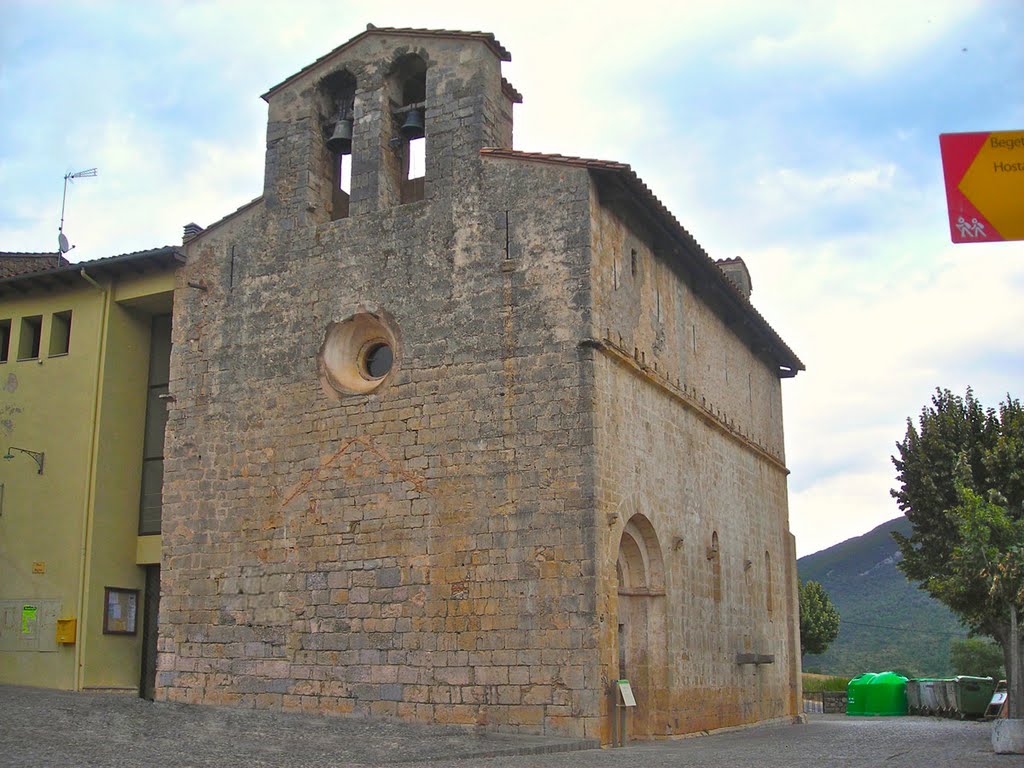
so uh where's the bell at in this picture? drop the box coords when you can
[326,117,353,154]
[400,108,425,140]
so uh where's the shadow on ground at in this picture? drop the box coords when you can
[0,685,595,767]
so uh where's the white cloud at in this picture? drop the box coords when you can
[734,1,977,75]
[790,468,901,557]
[20,115,266,259]
[758,164,897,202]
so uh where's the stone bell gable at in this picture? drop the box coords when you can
[259,25,519,223]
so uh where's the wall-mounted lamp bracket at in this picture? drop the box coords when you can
[4,446,45,474]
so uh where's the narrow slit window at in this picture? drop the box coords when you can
[711,531,721,603]
[18,316,42,360]
[49,310,71,356]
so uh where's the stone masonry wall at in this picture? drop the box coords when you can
[157,32,605,738]
[588,193,800,740]
[590,197,786,461]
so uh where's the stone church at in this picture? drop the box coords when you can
[158,26,805,743]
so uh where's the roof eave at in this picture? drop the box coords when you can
[605,168,805,374]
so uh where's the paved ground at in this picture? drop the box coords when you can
[1,685,1019,767]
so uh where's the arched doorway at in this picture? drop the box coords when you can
[615,514,667,738]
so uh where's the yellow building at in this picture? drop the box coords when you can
[0,247,181,696]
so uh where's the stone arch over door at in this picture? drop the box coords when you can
[615,512,668,738]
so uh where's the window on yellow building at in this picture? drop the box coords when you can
[18,316,42,360]
[49,311,71,356]
[0,320,10,362]
[139,315,171,535]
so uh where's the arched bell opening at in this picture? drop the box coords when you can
[388,53,428,204]
[318,69,356,220]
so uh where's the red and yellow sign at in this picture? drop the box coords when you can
[939,130,1024,243]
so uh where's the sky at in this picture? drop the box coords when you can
[2,1,1022,557]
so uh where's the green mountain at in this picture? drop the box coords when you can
[797,516,967,678]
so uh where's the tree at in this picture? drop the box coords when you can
[892,388,1024,718]
[799,580,840,656]
[950,637,1006,681]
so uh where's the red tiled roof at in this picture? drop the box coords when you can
[0,257,64,264]
[0,252,70,278]
[263,25,512,101]
[0,246,183,298]
[479,148,804,375]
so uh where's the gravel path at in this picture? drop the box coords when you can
[1,685,1017,768]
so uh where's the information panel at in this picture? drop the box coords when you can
[0,599,60,652]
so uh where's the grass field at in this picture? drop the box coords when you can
[802,673,851,692]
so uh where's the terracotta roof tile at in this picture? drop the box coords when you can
[502,77,523,104]
[480,148,804,374]
[0,246,183,298]
[0,252,69,278]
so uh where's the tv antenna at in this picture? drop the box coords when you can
[58,167,97,254]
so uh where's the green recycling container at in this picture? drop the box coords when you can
[953,676,995,719]
[864,671,908,716]
[846,673,877,716]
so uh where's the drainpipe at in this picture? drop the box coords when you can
[75,268,109,691]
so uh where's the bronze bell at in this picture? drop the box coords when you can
[400,108,425,140]
[326,117,353,154]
